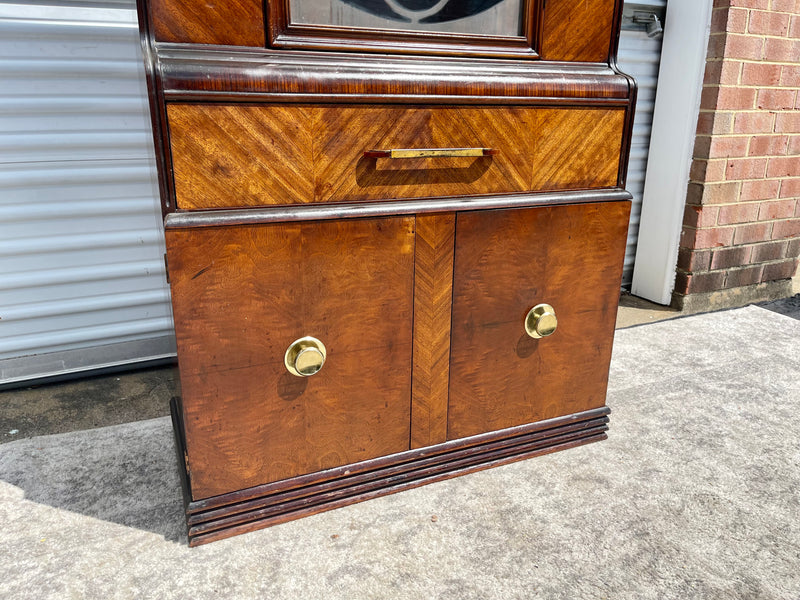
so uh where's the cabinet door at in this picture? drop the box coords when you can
[447,201,630,440]
[166,217,415,499]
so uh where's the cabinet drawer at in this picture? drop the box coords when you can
[166,217,415,500]
[447,201,630,440]
[167,104,626,210]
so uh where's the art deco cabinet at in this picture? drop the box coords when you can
[137,0,636,546]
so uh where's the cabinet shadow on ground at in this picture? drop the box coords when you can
[0,415,188,543]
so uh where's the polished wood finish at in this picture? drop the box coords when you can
[149,0,265,46]
[164,189,634,228]
[168,104,625,210]
[166,218,415,499]
[167,104,314,210]
[139,0,636,545]
[157,48,631,104]
[532,108,626,190]
[315,105,531,203]
[540,0,617,62]
[448,201,630,439]
[170,400,609,546]
[411,214,456,449]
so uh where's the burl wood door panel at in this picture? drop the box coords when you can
[166,217,415,499]
[447,201,630,440]
[167,104,625,210]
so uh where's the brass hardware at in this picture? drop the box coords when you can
[284,336,327,377]
[364,147,498,159]
[525,304,558,339]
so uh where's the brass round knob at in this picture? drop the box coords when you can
[525,304,557,339]
[284,336,327,377]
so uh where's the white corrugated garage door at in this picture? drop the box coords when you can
[0,1,174,386]
[617,0,666,287]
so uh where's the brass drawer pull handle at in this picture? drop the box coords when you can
[363,148,498,159]
[285,336,327,377]
[525,304,558,339]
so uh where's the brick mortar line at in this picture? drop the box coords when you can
[709,31,800,40]
[704,58,800,67]
[677,260,797,277]
[683,216,799,230]
[705,58,800,66]
[688,170,800,178]
[713,33,800,40]
[678,256,797,271]
[702,84,800,89]
[686,200,799,208]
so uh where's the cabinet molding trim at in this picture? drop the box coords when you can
[173,398,610,546]
[164,189,634,229]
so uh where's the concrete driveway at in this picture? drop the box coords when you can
[1,305,799,599]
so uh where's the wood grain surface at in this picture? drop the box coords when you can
[156,48,631,101]
[540,0,617,62]
[167,104,625,210]
[166,217,415,499]
[447,201,630,440]
[410,214,456,449]
[532,108,626,190]
[167,104,315,210]
[149,0,265,46]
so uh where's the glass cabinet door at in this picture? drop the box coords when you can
[289,0,526,37]
[269,0,539,58]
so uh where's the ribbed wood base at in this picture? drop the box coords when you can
[171,398,609,546]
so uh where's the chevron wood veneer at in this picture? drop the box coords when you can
[411,214,456,449]
[167,104,315,210]
[150,0,265,46]
[168,104,624,210]
[531,108,626,191]
[540,0,617,62]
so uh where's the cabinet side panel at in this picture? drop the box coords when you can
[411,214,456,449]
[149,0,265,46]
[166,218,415,499]
[539,0,616,62]
[447,201,630,440]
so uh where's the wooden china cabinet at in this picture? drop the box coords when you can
[137,0,636,546]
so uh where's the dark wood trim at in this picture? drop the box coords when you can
[169,395,192,521]
[137,0,173,216]
[609,0,626,67]
[174,407,609,545]
[266,0,542,60]
[164,92,632,106]
[155,45,630,101]
[617,78,637,188]
[191,434,607,546]
[190,422,608,535]
[188,416,608,529]
[608,0,637,189]
[163,189,634,229]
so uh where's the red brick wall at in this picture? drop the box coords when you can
[674,0,800,308]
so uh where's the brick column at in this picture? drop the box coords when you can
[673,0,800,311]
